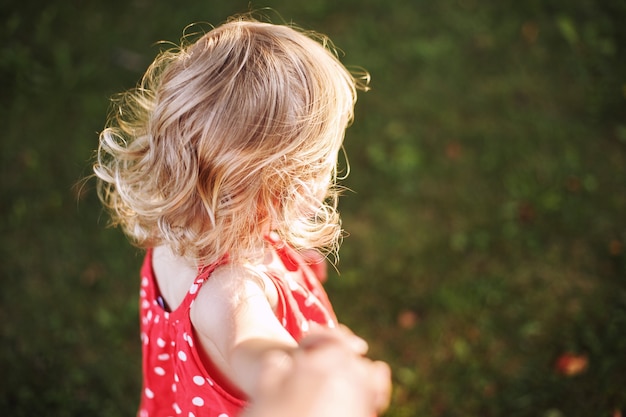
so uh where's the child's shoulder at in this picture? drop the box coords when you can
[189,256,295,382]
[197,263,261,299]
[195,259,280,315]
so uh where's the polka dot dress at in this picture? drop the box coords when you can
[137,238,338,417]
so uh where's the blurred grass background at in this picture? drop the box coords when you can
[1,0,625,416]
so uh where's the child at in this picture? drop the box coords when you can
[94,15,375,417]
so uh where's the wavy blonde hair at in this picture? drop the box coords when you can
[94,16,368,265]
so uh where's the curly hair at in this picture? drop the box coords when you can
[94,16,368,265]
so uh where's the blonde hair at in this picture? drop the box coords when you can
[94,16,368,265]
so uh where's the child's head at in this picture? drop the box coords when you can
[95,16,367,264]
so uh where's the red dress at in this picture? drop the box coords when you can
[137,239,337,417]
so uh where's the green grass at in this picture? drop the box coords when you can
[2,0,625,416]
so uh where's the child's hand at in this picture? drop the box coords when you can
[245,327,392,417]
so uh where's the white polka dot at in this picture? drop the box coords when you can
[184,332,193,347]
[189,283,199,294]
[142,334,149,345]
[304,295,316,307]
[301,321,310,332]
[146,310,153,321]
[140,289,147,298]
[173,403,182,414]
[191,397,204,407]
[139,409,148,417]
[142,277,149,287]
[154,315,160,324]
[189,412,196,417]
[141,300,150,309]
[154,367,165,376]
[207,378,214,386]
[164,312,170,319]
[158,353,170,361]
[174,373,179,382]
[193,375,205,386]
[145,387,154,399]
[157,338,166,348]
[178,351,187,361]
[172,383,177,392]
[218,414,229,417]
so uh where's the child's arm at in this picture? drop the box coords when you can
[190,266,298,397]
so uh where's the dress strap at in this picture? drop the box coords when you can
[265,232,300,272]
[173,255,229,316]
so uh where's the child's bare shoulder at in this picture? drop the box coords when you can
[190,262,281,334]
[190,262,295,372]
